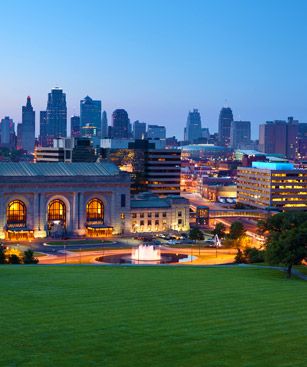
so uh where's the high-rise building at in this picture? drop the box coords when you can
[16,123,23,150]
[35,137,97,163]
[218,107,234,146]
[111,109,130,139]
[0,116,16,148]
[230,120,251,149]
[101,111,108,138]
[133,121,146,139]
[184,109,202,143]
[237,162,307,211]
[147,124,166,139]
[39,111,47,146]
[80,96,102,139]
[201,128,210,141]
[259,118,298,159]
[70,116,81,138]
[101,139,181,196]
[21,96,35,153]
[40,87,67,146]
[145,149,181,196]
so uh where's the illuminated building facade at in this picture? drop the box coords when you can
[237,162,307,211]
[0,162,131,240]
[130,193,189,233]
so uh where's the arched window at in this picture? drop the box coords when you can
[48,199,66,223]
[86,199,104,222]
[7,200,27,224]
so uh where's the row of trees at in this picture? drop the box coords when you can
[193,211,307,277]
[0,247,39,265]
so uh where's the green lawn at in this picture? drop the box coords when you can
[0,266,306,367]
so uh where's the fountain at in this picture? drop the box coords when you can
[131,244,161,262]
[96,243,192,264]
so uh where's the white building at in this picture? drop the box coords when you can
[130,193,189,233]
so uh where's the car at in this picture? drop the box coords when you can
[167,240,179,245]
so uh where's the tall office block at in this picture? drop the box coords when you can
[184,109,202,143]
[0,116,16,148]
[71,115,81,137]
[259,118,298,159]
[40,87,67,146]
[111,109,130,138]
[39,111,47,146]
[133,121,146,139]
[21,96,35,153]
[147,124,166,139]
[101,111,108,138]
[218,107,233,146]
[230,120,251,149]
[80,96,102,139]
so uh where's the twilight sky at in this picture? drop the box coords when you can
[1,0,307,139]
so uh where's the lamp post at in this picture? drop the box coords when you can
[64,242,67,264]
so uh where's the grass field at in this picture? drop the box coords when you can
[1,266,306,367]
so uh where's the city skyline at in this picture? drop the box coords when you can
[1,0,307,139]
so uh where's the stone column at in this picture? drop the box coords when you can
[77,192,86,235]
[72,192,78,232]
[0,194,5,239]
[34,193,47,238]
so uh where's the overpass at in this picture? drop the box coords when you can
[190,205,272,220]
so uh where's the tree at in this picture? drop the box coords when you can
[0,246,6,264]
[23,249,39,264]
[189,228,204,241]
[258,211,307,235]
[228,221,245,240]
[212,223,226,238]
[7,254,21,264]
[262,212,307,277]
[235,249,245,263]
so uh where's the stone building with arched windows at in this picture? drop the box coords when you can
[0,162,131,240]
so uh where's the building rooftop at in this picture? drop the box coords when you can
[0,162,120,177]
[131,192,188,209]
[251,162,294,170]
[131,200,170,209]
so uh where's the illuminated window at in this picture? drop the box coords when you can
[48,199,66,223]
[86,199,104,222]
[7,200,26,224]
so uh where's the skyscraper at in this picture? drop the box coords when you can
[133,121,146,139]
[230,121,251,149]
[39,111,47,146]
[80,96,102,139]
[41,87,67,146]
[184,109,202,143]
[111,109,130,139]
[71,115,81,137]
[259,118,298,159]
[101,111,108,138]
[147,124,166,139]
[218,107,233,146]
[21,96,35,153]
[0,116,16,148]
